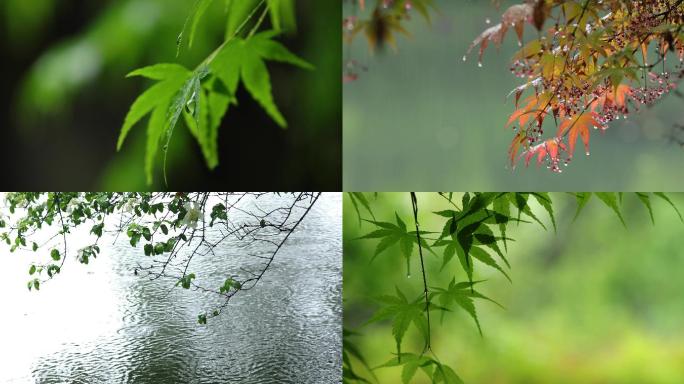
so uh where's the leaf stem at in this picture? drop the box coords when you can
[196,0,267,71]
[410,192,432,353]
[247,2,271,39]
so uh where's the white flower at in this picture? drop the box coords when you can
[66,198,80,214]
[181,202,202,229]
[122,197,137,213]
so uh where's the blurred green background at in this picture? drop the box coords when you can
[344,192,684,383]
[1,0,340,190]
[343,1,684,190]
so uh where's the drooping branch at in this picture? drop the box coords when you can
[1,192,321,323]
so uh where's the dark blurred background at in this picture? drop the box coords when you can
[1,0,341,191]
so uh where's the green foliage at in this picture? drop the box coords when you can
[198,313,207,324]
[219,277,241,293]
[177,273,196,289]
[209,203,228,226]
[344,192,682,383]
[366,287,431,359]
[359,213,433,275]
[210,31,314,128]
[344,328,376,384]
[117,0,313,185]
[376,353,464,384]
[430,279,500,336]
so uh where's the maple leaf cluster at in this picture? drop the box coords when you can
[342,0,435,82]
[468,0,684,172]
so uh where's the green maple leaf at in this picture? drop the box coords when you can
[430,278,502,336]
[117,63,195,185]
[210,30,314,129]
[366,287,430,359]
[358,212,434,277]
[119,29,312,185]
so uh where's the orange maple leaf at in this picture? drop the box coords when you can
[506,92,551,129]
[523,138,566,167]
[508,132,527,166]
[557,112,603,156]
[590,84,632,112]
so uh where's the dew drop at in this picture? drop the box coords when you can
[462,55,467,62]
[586,151,590,156]
[407,273,411,278]
[485,17,491,24]
[478,62,483,67]
[518,40,523,47]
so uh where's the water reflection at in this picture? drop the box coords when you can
[0,193,341,384]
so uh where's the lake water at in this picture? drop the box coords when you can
[0,193,342,383]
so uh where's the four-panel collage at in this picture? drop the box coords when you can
[2,0,684,383]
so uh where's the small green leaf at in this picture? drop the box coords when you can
[47,265,60,278]
[224,0,260,37]
[635,192,654,224]
[188,0,216,49]
[596,192,626,227]
[50,249,60,261]
[573,192,592,221]
[161,71,204,185]
[118,76,188,151]
[251,32,314,70]
[211,41,242,95]
[470,246,511,282]
[154,243,165,255]
[401,359,420,384]
[531,192,556,232]
[91,223,104,237]
[29,265,36,275]
[126,63,191,80]
[145,97,171,185]
[654,192,683,222]
[241,48,287,128]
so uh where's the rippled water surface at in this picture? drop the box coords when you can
[0,193,342,383]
